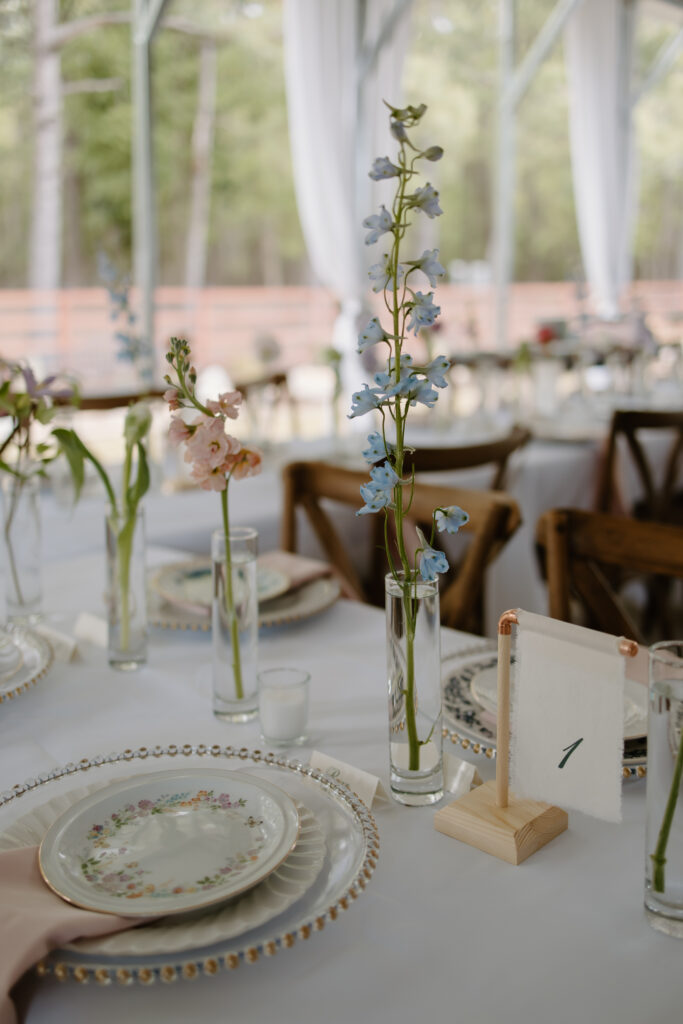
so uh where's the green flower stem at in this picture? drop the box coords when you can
[116,516,135,652]
[651,726,683,892]
[220,486,244,700]
[3,475,25,608]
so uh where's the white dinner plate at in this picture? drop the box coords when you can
[0,626,53,705]
[151,560,290,617]
[148,575,342,631]
[39,769,300,917]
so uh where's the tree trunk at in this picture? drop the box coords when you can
[29,0,63,289]
[184,38,217,289]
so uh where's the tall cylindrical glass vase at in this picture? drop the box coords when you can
[645,641,683,936]
[385,571,443,806]
[1,474,42,623]
[212,526,258,721]
[106,505,147,670]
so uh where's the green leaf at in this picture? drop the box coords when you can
[52,427,117,510]
[126,441,150,515]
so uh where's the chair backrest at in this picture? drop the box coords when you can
[281,460,522,632]
[404,424,531,490]
[235,372,297,438]
[596,409,683,523]
[536,507,683,643]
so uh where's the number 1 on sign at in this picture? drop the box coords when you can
[558,738,583,769]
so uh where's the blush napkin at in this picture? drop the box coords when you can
[0,845,145,1024]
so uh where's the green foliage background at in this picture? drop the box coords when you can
[0,0,681,288]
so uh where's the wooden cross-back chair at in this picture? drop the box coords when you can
[235,371,297,438]
[596,409,683,524]
[536,507,683,644]
[281,460,522,633]
[403,424,531,490]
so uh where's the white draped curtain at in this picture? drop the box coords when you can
[565,0,637,319]
[282,0,411,388]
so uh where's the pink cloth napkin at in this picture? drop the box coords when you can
[0,846,145,1024]
[258,550,356,602]
[258,550,331,590]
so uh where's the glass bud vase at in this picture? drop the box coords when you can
[385,572,443,806]
[106,506,147,670]
[645,641,683,936]
[1,474,42,623]
[212,526,258,721]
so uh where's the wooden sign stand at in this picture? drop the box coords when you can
[434,610,638,865]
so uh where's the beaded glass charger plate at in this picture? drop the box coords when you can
[0,745,379,985]
[0,626,53,704]
[148,576,341,631]
[442,648,648,777]
[151,560,290,616]
[39,770,300,917]
[1,783,326,956]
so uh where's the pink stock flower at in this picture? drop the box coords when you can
[184,417,237,470]
[224,448,262,480]
[189,460,229,492]
[206,390,242,419]
[164,388,180,411]
[168,415,192,447]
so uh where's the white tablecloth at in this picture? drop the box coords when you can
[0,551,681,1024]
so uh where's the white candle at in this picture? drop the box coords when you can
[258,668,310,744]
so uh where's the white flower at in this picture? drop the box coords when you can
[358,317,389,353]
[410,184,442,218]
[362,206,394,245]
[368,254,404,294]
[413,249,445,287]
[406,292,441,334]
[369,157,401,180]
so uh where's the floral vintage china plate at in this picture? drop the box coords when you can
[1,782,325,956]
[0,745,379,986]
[151,560,290,617]
[39,769,300,917]
[442,648,647,777]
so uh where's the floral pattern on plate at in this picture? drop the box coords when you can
[80,788,265,901]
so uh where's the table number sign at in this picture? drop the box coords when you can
[510,610,625,822]
[309,752,388,808]
[435,610,637,864]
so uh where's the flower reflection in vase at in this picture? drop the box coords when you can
[350,103,469,805]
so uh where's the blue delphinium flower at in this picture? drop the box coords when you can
[349,384,381,418]
[368,253,404,294]
[369,156,401,180]
[410,184,443,218]
[416,527,449,581]
[369,463,399,490]
[358,317,389,353]
[407,292,441,334]
[435,506,470,534]
[357,464,399,516]
[413,249,446,287]
[423,355,451,389]
[362,206,394,245]
[362,431,395,464]
[410,379,439,408]
[357,482,392,515]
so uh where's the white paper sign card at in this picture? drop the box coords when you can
[510,610,625,822]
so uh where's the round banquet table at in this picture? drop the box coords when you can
[0,548,682,1024]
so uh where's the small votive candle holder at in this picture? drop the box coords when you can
[258,667,310,747]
